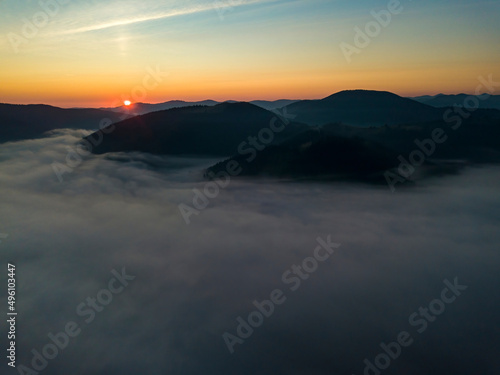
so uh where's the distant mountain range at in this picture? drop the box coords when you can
[410,94,500,110]
[247,100,299,110]
[0,104,125,143]
[103,99,298,116]
[102,100,220,116]
[3,90,500,184]
[283,90,445,127]
[83,89,500,184]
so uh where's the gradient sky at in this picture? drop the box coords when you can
[0,0,499,107]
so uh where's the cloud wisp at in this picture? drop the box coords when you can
[52,0,278,36]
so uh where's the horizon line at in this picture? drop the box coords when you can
[1,89,495,109]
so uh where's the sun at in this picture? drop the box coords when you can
[123,100,131,106]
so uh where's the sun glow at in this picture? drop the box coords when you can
[124,100,131,106]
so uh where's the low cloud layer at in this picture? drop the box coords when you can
[1,131,499,375]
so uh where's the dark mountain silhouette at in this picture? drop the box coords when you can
[320,109,500,163]
[86,102,306,156]
[410,94,500,110]
[283,90,445,126]
[206,128,402,182]
[85,90,500,183]
[206,106,500,182]
[104,99,297,116]
[103,100,220,116]
[249,100,298,110]
[5,89,499,184]
[0,104,126,143]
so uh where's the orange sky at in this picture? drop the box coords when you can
[1,0,499,107]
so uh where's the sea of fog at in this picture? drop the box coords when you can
[1,129,499,375]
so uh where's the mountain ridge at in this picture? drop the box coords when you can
[85,102,306,156]
[282,89,445,126]
[0,103,127,143]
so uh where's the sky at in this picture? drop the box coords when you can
[0,0,499,107]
